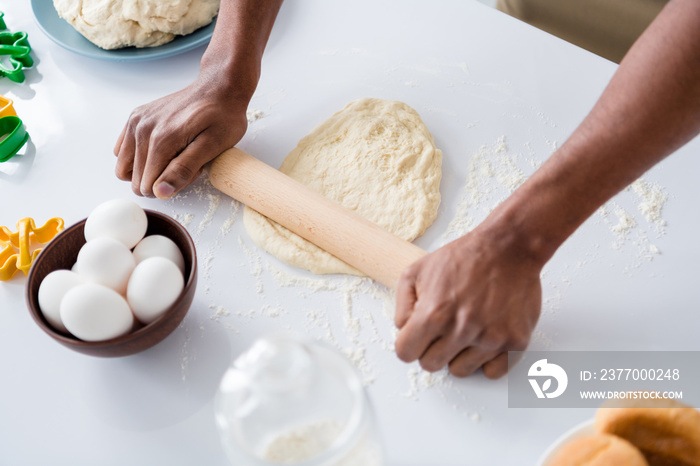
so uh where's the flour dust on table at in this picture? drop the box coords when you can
[442,135,670,269]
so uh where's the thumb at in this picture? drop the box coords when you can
[153,137,216,200]
[395,265,419,329]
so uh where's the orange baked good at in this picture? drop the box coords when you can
[548,433,648,466]
[595,398,700,466]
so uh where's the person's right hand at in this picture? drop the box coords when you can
[394,224,544,379]
[114,72,249,199]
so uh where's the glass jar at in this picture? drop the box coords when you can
[214,333,384,466]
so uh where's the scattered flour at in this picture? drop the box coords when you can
[209,304,231,322]
[443,135,528,240]
[246,108,265,123]
[442,136,669,271]
[174,212,194,228]
[198,193,221,234]
[238,235,264,294]
[631,178,668,230]
[180,328,191,382]
[596,178,668,269]
[220,200,241,235]
[402,367,449,400]
[610,206,637,241]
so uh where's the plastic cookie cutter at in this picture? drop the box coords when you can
[0,13,33,83]
[0,95,16,118]
[0,115,28,162]
[0,217,64,281]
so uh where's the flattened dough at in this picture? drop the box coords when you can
[53,0,219,49]
[243,98,442,275]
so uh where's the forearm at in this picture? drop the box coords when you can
[481,0,700,264]
[199,0,284,102]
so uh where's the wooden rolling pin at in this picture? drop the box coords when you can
[209,148,427,289]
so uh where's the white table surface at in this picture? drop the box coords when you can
[2,1,699,465]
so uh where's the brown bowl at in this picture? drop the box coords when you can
[26,209,197,357]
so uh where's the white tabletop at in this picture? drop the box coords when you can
[2,1,699,465]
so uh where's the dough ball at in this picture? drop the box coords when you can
[122,0,218,36]
[243,98,442,275]
[53,0,219,49]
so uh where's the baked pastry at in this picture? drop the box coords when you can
[596,398,700,466]
[548,433,648,466]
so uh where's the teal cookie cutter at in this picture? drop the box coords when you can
[0,12,33,83]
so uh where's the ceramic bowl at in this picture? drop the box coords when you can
[26,209,197,357]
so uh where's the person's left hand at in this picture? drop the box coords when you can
[394,226,543,379]
[114,74,249,199]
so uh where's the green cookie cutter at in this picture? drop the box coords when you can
[0,116,29,162]
[0,12,33,83]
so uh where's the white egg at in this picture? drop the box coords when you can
[127,257,184,324]
[76,237,135,294]
[38,270,86,333]
[60,283,134,342]
[84,199,147,249]
[132,235,186,275]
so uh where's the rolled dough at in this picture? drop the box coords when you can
[53,0,219,50]
[243,98,442,275]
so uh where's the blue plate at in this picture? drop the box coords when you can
[30,0,215,62]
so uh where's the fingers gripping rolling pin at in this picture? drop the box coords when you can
[209,148,427,289]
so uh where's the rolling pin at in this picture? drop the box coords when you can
[209,148,427,289]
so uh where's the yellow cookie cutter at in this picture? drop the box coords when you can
[0,217,64,280]
[0,95,16,118]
